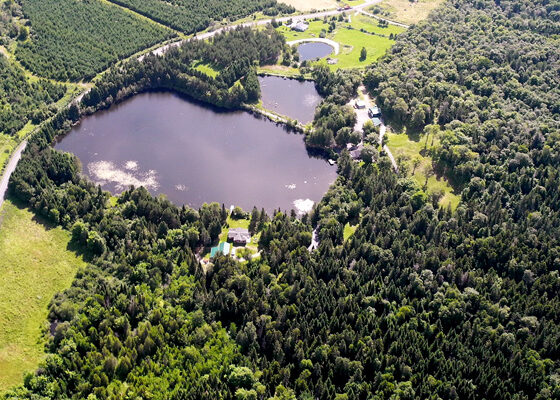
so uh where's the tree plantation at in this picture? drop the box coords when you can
[1,0,560,399]
[0,54,66,136]
[108,0,295,34]
[15,0,174,81]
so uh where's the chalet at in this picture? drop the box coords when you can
[210,242,231,257]
[291,21,309,32]
[228,228,251,245]
[349,143,364,160]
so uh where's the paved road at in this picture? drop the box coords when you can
[287,38,340,55]
[0,140,27,210]
[140,0,385,60]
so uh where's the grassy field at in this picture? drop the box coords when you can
[277,14,404,69]
[0,135,17,173]
[369,0,445,25]
[192,61,220,78]
[343,223,357,241]
[0,199,86,392]
[386,131,460,209]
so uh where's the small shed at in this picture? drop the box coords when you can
[355,100,366,109]
[210,242,231,257]
[372,117,382,127]
[227,228,251,245]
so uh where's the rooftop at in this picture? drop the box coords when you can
[228,228,251,244]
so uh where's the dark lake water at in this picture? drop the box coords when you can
[297,42,333,62]
[259,76,321,124]
[55,91,336,213]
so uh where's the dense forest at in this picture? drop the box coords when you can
[108,0,294,33]
[80,26,285,111]
[15,0,174,81]
[0,54,66,136]
[3,0,560,399]
[305,66,362,151]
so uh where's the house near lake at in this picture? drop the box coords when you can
[349,143,364,160]
[228,228,251,246]
[210,242,231,257]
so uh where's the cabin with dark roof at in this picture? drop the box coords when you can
[227,228,251,245]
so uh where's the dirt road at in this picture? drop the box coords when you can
[0,141,27,210]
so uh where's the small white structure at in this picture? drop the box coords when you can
[291,21,309,32]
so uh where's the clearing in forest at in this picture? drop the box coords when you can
[0,200,86,392]
[368,0,445,25]
[277,13,405,69]
[385,131,460,209]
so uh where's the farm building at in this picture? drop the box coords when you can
[210,242,231,257]
[228,228,251,245]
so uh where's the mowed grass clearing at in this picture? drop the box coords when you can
[369,0,446,25]
[277,14,404,69]
[386,131,460,210]
[0,199,86,392]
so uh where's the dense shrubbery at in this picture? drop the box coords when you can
[3,0,560,399]
[0,54,66,136]
[305,66,361,150]
[108,0,294,33]
[15,0,174,81]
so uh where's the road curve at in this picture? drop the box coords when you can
[0,140,27,210]
[140,0,385,60]
[287,38,340,55]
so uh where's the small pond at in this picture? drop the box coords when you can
[297,42,334,62]
[55,92,337,213]
[259,76,322,124]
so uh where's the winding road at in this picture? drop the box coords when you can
[140,0,385,60]
[0,140,27,210]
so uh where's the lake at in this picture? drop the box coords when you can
[259,76,321,124]
[55,91,337,213]
[297,42,333,62]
